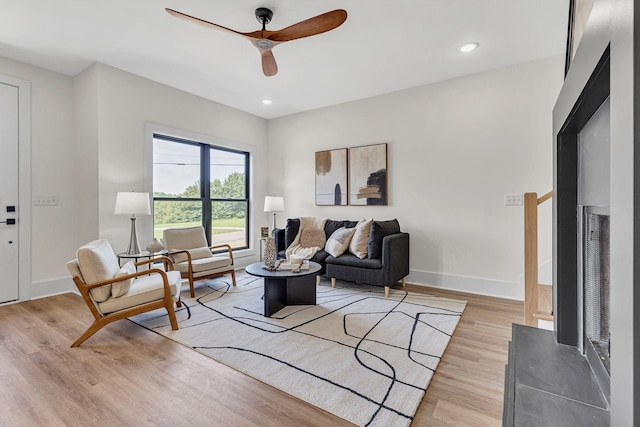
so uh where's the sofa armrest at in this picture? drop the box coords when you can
[273,228,286,253]
[381,232,410,285]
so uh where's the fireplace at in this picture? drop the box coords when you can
[545,75,613,411]
[579,208,610,375]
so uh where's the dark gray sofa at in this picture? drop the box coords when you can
[274,218,409,297]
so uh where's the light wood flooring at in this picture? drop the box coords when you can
[0,279,522,426]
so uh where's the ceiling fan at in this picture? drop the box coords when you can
[166,7,348,77]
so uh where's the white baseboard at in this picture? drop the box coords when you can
[29,277,75,300]
[407,270,523,301]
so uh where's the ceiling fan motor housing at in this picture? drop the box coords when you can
[255,7,273,26]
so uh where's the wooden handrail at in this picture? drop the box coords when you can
[537,191,552,205]
[524,191,552,326]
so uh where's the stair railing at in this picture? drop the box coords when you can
[524,191,552,326]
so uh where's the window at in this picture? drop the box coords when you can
[153,134,249,250]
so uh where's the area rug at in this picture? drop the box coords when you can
[130,273,466,426]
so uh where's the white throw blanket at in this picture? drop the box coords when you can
[286,217,329,260]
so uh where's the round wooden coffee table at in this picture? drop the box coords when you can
[245,261,321,317]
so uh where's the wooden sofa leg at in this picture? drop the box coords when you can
[402,277,406,287]
[331,278,336,288]
[316,275,321,286]
[384,286,390,298]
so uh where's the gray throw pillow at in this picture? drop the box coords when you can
[368,219,401,259]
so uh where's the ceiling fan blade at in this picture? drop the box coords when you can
[268,9,347,42]
[261,50,278,76]
[166,8,247,38]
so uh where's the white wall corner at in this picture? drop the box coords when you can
[408,269,523,301]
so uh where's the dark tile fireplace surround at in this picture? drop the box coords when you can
[503,50,612,426]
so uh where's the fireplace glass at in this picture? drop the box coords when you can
[582,209,610,373]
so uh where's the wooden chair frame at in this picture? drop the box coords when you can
[70,256,181,347]
[168,244,236,297]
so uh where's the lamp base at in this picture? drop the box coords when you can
[125,216,141,255]
[272,212,277,231]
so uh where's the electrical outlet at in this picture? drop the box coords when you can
[505,194,523,206]
[34,195,59,206]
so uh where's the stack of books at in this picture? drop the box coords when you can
[279,259,310,270]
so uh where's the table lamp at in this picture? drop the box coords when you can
[114,191,151,255]
[264,196,284,231]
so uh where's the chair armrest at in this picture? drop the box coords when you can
[381,233,410,286]
[209,244,234,265]
[135,255,175,271]
[165,249,192,262]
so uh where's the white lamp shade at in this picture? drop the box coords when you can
[114,192,151,215]
[264,196,284,212]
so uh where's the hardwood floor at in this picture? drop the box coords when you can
[0,280,522,426]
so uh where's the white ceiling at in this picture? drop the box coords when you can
[0,0,569,119]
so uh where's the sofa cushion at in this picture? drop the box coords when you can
[285,218,300,248]
[368,219,401,259]
[310,249,330,265]
[326,253,382,269]
[76,239,120,303]
[325,227,357,257]
[349,219,373,259]
[112,261,135,298]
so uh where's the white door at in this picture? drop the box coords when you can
[0,82,19,304]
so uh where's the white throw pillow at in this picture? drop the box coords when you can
[325,227,357,257]
[349,218,373,259]
[112,261,136,298]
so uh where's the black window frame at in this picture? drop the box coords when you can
[152,133,250,250]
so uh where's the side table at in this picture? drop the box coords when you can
[117,250,168,268]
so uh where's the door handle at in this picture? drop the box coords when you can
[0,219,16,225]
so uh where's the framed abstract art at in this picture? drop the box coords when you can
[349,143,387,206]
[315,148,348,206]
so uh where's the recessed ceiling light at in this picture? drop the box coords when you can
[262,99,273,105]
[458,42,479,53]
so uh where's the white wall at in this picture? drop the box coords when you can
[0,57,269,301]
[268,56,563,299]
[0,56,86,297]
[0,53,561,301]
[92,64,269,268]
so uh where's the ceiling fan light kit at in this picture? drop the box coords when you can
[166,7,348,77]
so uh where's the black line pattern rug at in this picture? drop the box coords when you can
[130,273,466,426]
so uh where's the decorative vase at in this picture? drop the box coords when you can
[263,237,276,267]
[146,238,164,253]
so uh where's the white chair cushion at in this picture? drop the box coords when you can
[97,270,182,315]
[76,239,120,302]
[164,227,208,263]
[112,261,135,298]
[174,256,231,274]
